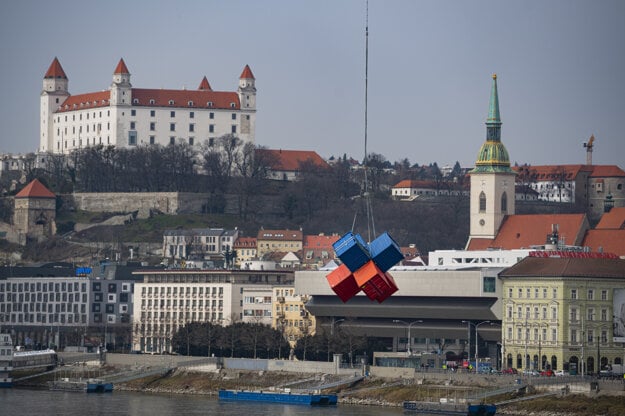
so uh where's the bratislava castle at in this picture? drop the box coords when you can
[39,57,256,154]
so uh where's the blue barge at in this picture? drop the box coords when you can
[218,389,337,405]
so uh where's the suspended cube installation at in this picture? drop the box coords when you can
[326,232,403,303]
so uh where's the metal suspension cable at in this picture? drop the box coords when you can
[363,0,376,242]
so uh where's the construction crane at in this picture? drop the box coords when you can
[583,134,595,165]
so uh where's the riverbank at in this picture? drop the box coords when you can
[15,366,625,416]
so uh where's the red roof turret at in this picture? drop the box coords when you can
[114,58,130,75]
[44,57,67,79]
[198,76,212,90]
[239,64,255,79]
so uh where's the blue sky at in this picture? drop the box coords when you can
[1,0,624,169]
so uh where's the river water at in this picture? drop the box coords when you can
[0,388,406,416]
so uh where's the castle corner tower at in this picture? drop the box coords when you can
[468,74,516,243]
[40,57,70,153]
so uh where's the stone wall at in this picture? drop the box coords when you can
[72,192,214,219]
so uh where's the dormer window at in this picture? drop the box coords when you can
[133,98,139,104]
[93,101,97,105]
[207,101,213,107]
[149,99,155,105]
[168,100,174,106]
[188,101,194,107]
[230,103,235,108]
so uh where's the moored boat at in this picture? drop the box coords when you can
[218,389,337,405]
[403,401,496,415]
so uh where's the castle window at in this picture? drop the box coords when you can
[207,101,213,107]
[170,123,175,131]
[501,192,508,213]
[131,109,136,116]
[209,112,214,119]
[168,100,174,106]
[170,137,175,145]
[479,192,486,212]
[150,110,155,117]
[189,124,194,132]
[231,125,237,134]
[230,103,235,108]
[149,99,155,105]
[149,136,155,145]
[189,137,194,146]
[188,101,194,106]
[190,111,194,119]
[232,113,237,120]
[133,99,139,104]
[209,125,214,133]
[170,111,175,118]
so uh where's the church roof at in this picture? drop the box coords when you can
[55,90,110,112]
[44,57,67,79]
[471,214,589,250]
[239,65,255,79]
[256,149,329,171]
[198,76,212,90]
[114,58,130,75]
[15,179,56,198]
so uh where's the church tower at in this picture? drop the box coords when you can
[468,75,516,243]
[237,65,256,143]
[40,57,70,153]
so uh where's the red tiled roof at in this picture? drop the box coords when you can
[303,234,339,250]
[257,149,329,171]
[392,179,456,190]
[513,164,592,181]
[500,257,625,278]
[44,57,67,79]
[466,238,495,251]
[15,179,55,198]
[488,214,589,249]
[233,237,256,248]
[595,207,625,229]
[55,88,240,113]
[114,58,130,75]
[582,229,625,257]
[589,165,625,177]
[239,65,255,79]
[198,76,212,91]
[55,90,110,112]
[131,88,240,109]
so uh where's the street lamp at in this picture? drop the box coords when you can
[393,319,423,355]
[463,320,491,371]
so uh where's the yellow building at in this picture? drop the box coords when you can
[500,256,625,375]
[273,286,315,348]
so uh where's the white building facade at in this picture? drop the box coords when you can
[40,58,256,154]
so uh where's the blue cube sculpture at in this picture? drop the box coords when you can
[369,232,404,272]
[333,232,370,272]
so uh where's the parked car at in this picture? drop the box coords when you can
[502,368,518,374]
[522,370,539,376]
[540,369,554,377]
[554,370,566,377]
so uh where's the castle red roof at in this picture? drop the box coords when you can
[256,149,328,171]
[54,88,240,113]
[239,65,255,79]
[44,57,67,79]
[114,58,130,75]
[15,179,55,198]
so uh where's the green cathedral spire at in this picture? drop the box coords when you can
[471,74,513,173]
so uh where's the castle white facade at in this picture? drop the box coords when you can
[40,58,256,154]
